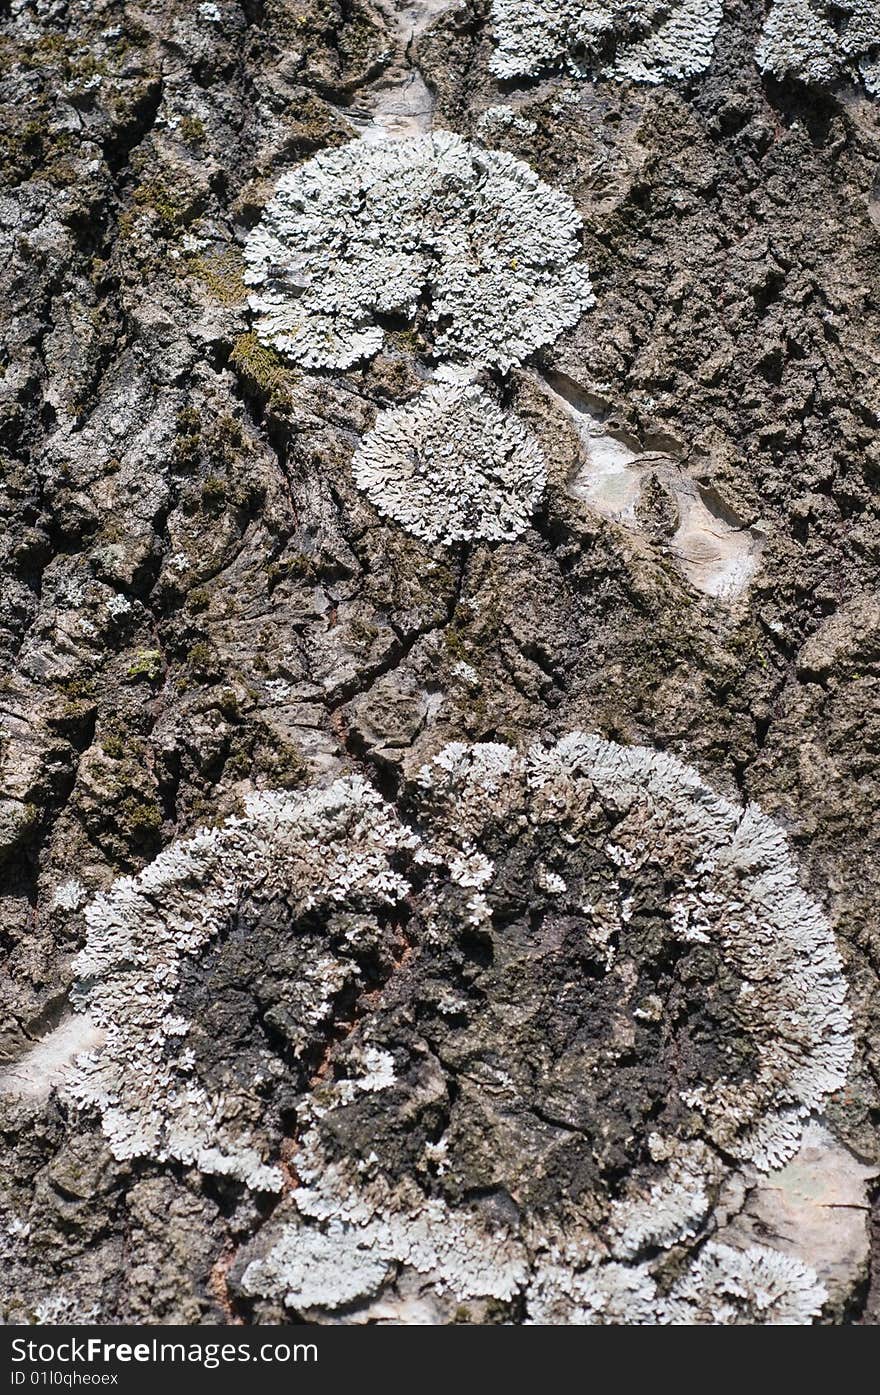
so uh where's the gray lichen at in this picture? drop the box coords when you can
[3,0,879,1333]
[20,732,852,1321]
[233,733,852,1323]
[416,734,852,1174]
[488,0,724,85]
[528,1241,826,1324]
[239,1122,529,1312]
[757,0,880,93]
[243,131,593,373]
[660,1241,828,1324]
[61,779,417,1190]
[351,371,546,543]
[245,130,591,541]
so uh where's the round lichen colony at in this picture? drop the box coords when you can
[489,0,724,84]
[242,131,593,373]
[240,736,848,1324]
[351,373,546,544]
[61,778,418,1191]
[757,0,880,94]
[47,733,852,1323]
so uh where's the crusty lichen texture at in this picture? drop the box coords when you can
[757,0,880,93]
[243,131,593,374]
[410,733,852,1184]
[489,0,724,84]
[351,371,546,544]
[244,129,592,542]
[62,779,417,1190]
[45,732,852,1323]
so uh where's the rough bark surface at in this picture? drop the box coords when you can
[1,0,879,1324]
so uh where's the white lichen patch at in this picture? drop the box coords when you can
[240,1133,529,1313]
[661,1241,828,1324]
[49,878,87,911]
[33,730,853,1321]
[234,732,852,1324]
[489,0,724,85]
[476,104,539,138]
[421,733,852,1174]
[757,0,880,94]
[529,1236,827,1324]
[716,1120,879,1310]
[605,1141,714,1260]
[243,132,593,373]
[60,779,418,1190]
[352,373,546,542]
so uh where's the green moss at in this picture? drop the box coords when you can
[0,26,143,211]
[194,469,262,518]
[482,1298,514,1324]
[269,742,306,786]
[126,649,163,683]
[222,748,253,780]
[61,696,94,720]
[188,642,218,681]
[117,210,137,242]
[0,32,116,82]
[188,791,247,825]
[96,517,125,544]
[348,616,379,646]
[251,736,307,789]
[187,587,210,613]
[131,177,194,234]
[189,249,247,307]
[215,413,243,447]
[101,731,125,761]
[172,406,202,469]
[230,332,296,406]
[179,115,206,146]
[444,627,468,661]
[727,621,773,675]
[174,433,201,468]
[86,744,165,853]
[118,795,163,840]
[215,689,241,720]
[265,554,318,589]
[207,414,246,470]
[386,326,426,356]
[58,675,97,700]
[201,475,227,512]
[0,119,78,186]
[440,594,508,682]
